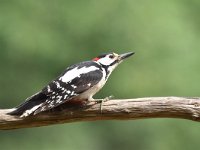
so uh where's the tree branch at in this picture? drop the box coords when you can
[1,97,200,130]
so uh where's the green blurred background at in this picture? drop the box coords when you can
[1,0,200,149]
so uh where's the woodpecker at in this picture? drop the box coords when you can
[9,52,134,117]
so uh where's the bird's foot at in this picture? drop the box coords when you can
[96,95,114,113]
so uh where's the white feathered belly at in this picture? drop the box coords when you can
[76,67,108,101]
[77,79,106,101]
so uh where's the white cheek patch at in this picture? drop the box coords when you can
[60,66,99,83]
[97,56,116,66]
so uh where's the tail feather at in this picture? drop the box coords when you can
[8,91,47,116]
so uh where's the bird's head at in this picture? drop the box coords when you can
[92,52,135,73]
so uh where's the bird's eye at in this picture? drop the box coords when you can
[109,55,114,59]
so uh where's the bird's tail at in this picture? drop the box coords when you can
[8,91,47,117]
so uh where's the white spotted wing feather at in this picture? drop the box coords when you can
[34,61,104,114]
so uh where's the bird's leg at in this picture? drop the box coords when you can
[96,95,114,113]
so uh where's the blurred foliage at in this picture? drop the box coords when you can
[1,0,200,150]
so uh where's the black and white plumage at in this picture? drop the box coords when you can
[9,52,134,117]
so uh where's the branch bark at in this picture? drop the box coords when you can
[1,97,200,130]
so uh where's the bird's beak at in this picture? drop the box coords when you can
[118,52,135,61]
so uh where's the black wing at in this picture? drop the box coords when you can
[34,61,103,114]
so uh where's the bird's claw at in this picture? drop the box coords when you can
[97,95,114,113]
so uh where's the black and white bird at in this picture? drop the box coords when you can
[9,52,134,117]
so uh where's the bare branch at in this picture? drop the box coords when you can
[1,97,200,130]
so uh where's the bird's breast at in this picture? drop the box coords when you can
[76,68,107,100]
